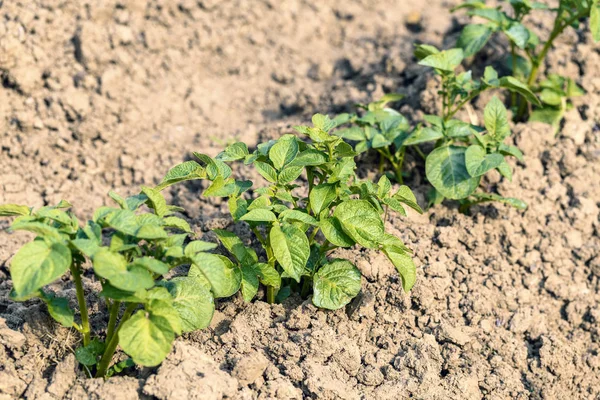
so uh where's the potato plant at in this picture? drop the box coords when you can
[0,190,222,378]
[453,0,600,120]
[336,46,534,210]
[156,114,422,310]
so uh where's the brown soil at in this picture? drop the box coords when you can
[1,0,600,399]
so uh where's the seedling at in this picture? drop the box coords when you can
[0,190,222,378]
[156,114,423,310]
[453,0,600,120]
[336,46,534,210]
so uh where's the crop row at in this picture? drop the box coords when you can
[0,0,598,379]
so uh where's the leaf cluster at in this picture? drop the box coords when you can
[0,189,220,376]
[157,114,423,310]
[453,0,599,122]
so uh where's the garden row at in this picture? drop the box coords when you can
[0,0,598,379]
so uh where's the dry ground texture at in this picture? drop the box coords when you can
[1,0,600,399]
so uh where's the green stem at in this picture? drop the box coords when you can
[446,90,482,121]
[105,301,121,344]
[94,303,137,379]
[70,263,90,346]
[265,244,277,304]
[517,8,589,119]
[510,42,517,109]
[251,227,267,246]
[413,145,427,161]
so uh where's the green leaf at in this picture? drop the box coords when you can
[497,160,513,181]
[382,245,417,292]
[457,24,494,57]
[0,204,31,216]
[71,238,101,257]
[505,22,530,48]
[484,96,511,142]
[309,184,337,215]
[591,0,600,42]
[269,135,299,170]
[414,44,440,60]
[377,176,392,198]
[426,145,480,200]
[465,146,505,177]
[189,253,241,298]
[75,339,105,366]
[469,8,505,24]
[130,257,169,275]
[278,165,303,184]
[498,143,524,161]
[289,149,328,167]
[312,260,362,310]
[213,229,257,266]
[334,200,384,249]
[193,153,232,180]
[10,241,71,298]
[312,114,337,132]
[240,265,259,302]
[106,358,135,377]
[320,218,356,247]
[336,126,366,141]
[471,192,527,209]
[203,176,237,197]
[254,161,278,183]
[483,66,500,86]
[529,108,563,133]
[156,161,205,191]
[93,249,155,292]
[119,305,177,367]
[184,240,217,257]
[218,142,249,162]
[279,210,318,226]
[42,292,74,328]
[404,127,444,146]
[418,48,464,72]
[141,186,168,217]
[164,277,215,332]
[240,208,277,223]
[499,76,541,106]
[270,223,310,282]
[10,221,63,241]
[539,88,563,106]
[162,216,191,233]
[393,186,423,213]
[252,263,281,290]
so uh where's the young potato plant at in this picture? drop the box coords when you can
[337,45,534,210]
[0,190,223,378]
[453,0,600,120]
[156,114,423,310]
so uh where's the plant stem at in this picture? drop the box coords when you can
[70,262,90,347]
[446,90,481,121]
[265,245,277,304]
[510,42,517,109]
[94,303,137,379]
[516,7,589,119]
[105,300,121,344]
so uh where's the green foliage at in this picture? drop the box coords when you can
[157,116,423,310]
[335,47,532,211]
[2,191,217,378]
[529,74,585,133]
[453,0,597,121]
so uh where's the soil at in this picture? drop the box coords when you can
[1,0,600,399]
